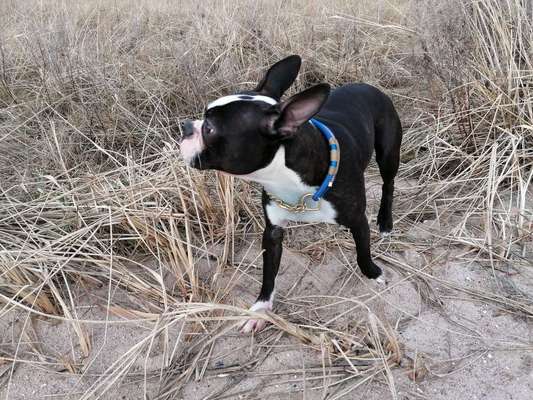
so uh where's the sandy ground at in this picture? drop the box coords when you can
[2,245,531,399]
[1,181,532,399]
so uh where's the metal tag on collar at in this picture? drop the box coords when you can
[298,193,321,212]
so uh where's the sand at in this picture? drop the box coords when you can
[1,179,532,399]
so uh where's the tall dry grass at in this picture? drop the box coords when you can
[0,0,531,398]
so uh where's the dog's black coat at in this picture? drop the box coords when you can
[181,55,402,313]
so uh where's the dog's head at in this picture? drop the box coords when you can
[179,55,330,174]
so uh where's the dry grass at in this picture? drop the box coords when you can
[0,0,532,398]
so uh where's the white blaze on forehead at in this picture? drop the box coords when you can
[206,94,278,110]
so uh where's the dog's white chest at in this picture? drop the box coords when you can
[240,147,338,227]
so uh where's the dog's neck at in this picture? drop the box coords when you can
[239,122,330,202]
[240,146,305,203]
[284,121,331,186]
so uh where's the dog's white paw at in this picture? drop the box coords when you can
[240,299,272,334]
[240,316,268,333]
[376,276,387,286]
[380,230,391,238]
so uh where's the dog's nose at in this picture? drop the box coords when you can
[180,120,195,138]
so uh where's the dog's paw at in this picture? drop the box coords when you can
[379,230,392,238]
[363,263,382,280]
[375,275,387,286]
[239,300,272,334]
[377,210,393,233]
[240,317,268,334]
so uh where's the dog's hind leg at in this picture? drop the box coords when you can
[349,214,382,279]
[375,110,402,234]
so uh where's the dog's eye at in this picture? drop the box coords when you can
[202,121,214,135]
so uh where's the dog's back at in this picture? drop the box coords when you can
[316,83,402,170]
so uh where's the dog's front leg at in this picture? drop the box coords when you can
[240,220,284,333]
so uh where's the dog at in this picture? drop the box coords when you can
[179,55,402,333]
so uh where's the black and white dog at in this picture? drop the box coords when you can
[180,55,402,333]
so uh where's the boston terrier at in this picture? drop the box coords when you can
[179,55,402,333]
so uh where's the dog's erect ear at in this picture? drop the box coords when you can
[254,55,302,100]
[263,84,330,138]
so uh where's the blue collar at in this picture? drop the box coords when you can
[308,118,340,201]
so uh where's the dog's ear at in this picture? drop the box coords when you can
[263,84,330,138]
[255,55,301,100]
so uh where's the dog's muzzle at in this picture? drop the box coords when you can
[179,119,205,166]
